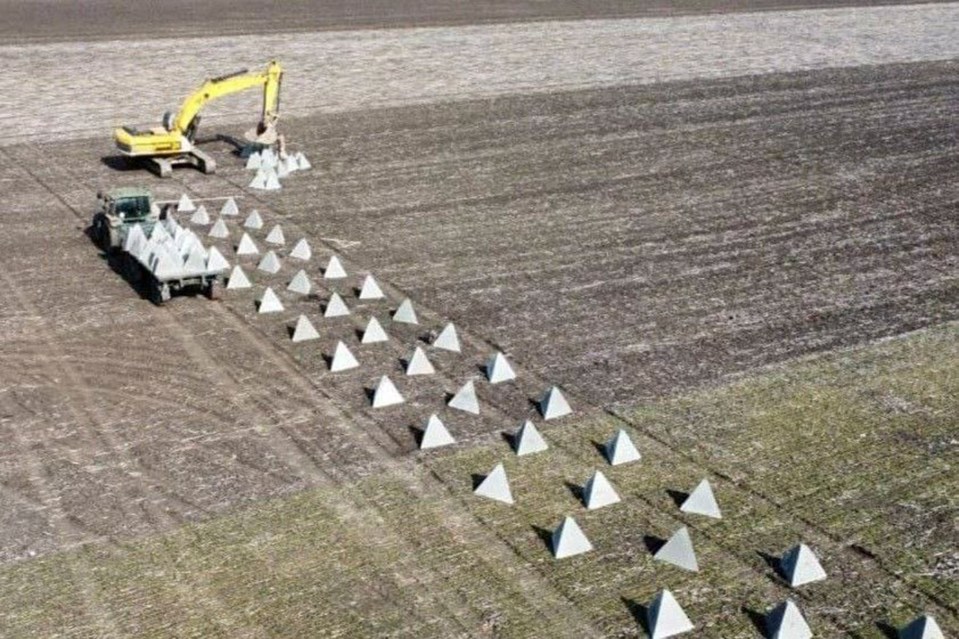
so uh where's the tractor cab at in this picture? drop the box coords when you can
[93,187,160,251]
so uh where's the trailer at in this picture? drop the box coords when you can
[93,188,228,304]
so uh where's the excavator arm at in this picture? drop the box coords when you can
[114,61,283,161]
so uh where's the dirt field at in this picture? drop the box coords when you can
[0,2,956,636]
[0,0,949,43]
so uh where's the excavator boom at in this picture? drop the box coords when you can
[113,61,283,177]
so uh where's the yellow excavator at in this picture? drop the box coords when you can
[114,61,283,177]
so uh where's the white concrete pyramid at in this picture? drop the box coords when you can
[152,250,181,279]
[605,429,641,466]
[220,198,239,217]
[265,225,285,245]
[539,386,572,420]
[324,255,347,279]
[680,479,722,519]
[290,315,319,343]
[257,287,284,313]
[324,292,350,318]
[287,269,311,295]
[257,250,282,274]
[283,154,299,174]
[358,275,385,300]
[149,222,171,243]
[393,298,418,324]
[779,544,827,588]
[647,589,694,639]
[900,615,944,639]
[654,526,699,572]
[448,380,479,414]
[185,248,208,273]
[249,170,267,190]
[766,600,812,639]
[551,516,592,558]
[361,317,389,343]
[582,470,621,510]
[206,246,230,271]
[405,347,435,376]
[261,148,276,168]
[513,420,548,456]
[236,233,259,256]
[485,352,516,384]
[474,463,513,504]
[277,158,291,179]
[290,238,311,261]
[245,151,261,170]
[419,414,455,450]
[226,265,251,289]
[123,224,146,254]
[296,152,311,170]
[177,193,195,212]
[209,218,230,239]
[330,341,360,372]
[244,210,264,230]
[190,205,211,225]
[371,375,403,407]
[264,170,281,191]
[433,322,461,352]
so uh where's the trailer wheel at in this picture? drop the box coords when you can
[205,278,221,301]
[150,281,171,306]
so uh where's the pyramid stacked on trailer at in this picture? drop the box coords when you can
[92,188,228,304]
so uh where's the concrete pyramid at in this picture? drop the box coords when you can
[779,544,827,588]
[245,151,261,170]
[393,298,418,324]
[287,269,311,295]
[190,205,211,225]
[474,463,513,504]
[324,292,350,318]
[220,198,239,217]
[184,247,207,273]
[290,315,319,342]
[206,246,230,271]
[282,154,299,174]
[296,152,311,170]
[419,414,455,450]
[448,380,479,414]
[324,256,347,279]
[249,170,267,190]
[265,225,285,245]
[654,526,699,572]
[513,420,548,456]
[582,470,621,510]
[371,375,403,407]
[244,210,264,230]
[152,249,181,279]
[361,317,389,343]
[226,265,251,289]
[257,250,282,274]
[260,148,276,168]
[257,287,283,313]
[539,386,572,420]
[358,274,385,300]
[551,516,592,558]
[680,479,722,519]
[177,193,195,212]
[647,589,694,639]
[290,238,311,261]
[209,218,230,239]
[900,615,944,639]
[330,341,360,372]
[149,222,171,243]
[277,158,291,178]
[485,352,516,384]
[123,224,146,254]
[236,233,259,256]
[405,346,435,376]
[605,429,641,466]
[766,600,812,639]
[264,170,281,191]
[433,322,461,352]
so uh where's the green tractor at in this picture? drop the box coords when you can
[91,186,163,252]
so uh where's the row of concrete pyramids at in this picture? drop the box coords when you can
[245,149,311,191]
